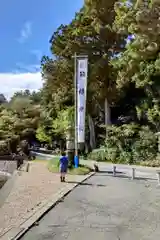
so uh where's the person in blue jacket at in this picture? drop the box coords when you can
[59,152,68,182]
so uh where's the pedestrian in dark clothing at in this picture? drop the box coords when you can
[59,152,68,182]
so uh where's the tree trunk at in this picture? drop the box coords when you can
[66,127,74,168]
[104,97,111,126]
[88,114,96,150]
[104,98,111,136]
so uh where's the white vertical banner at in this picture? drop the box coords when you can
[77,57,88,143]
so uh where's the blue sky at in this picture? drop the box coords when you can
[0,0,83,98]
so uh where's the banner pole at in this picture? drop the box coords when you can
[74,52,78,157]
[73,54,88,167]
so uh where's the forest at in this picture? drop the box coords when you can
[0,0,160,166]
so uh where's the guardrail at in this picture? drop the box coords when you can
[112,165,160,184]
[30,148,55,155]
[94,162,160,185]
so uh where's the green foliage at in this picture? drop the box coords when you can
[88,148,107,162]
[10,90,41,104]
[36,126,52,143]
[131,126,157,162]
[1,0,160,165]
[113,0,160,131]
[0,90,42,154]
[39,1,126,149]
[140,158,160,167]
[52,107,74,136]
[88,124,157,164]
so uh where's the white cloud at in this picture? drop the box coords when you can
[0,72,42,99]
[18,21,32,43]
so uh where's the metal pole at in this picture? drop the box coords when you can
[113,165,116,177]
[74,53,78,156]
[157,171,160,185]
[131,168,135,180]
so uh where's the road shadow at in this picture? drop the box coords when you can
[66,181,106,187]
[134,176,156,181]
[115,173,156,181]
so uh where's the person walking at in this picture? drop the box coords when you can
[59,152,68,182]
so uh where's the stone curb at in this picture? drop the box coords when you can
[82,160,160,173]
[1,172,95,240]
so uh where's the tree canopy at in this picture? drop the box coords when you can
[1,0,160,165]
[0,90,41,155]
[39,0,160,164]
[40,1,125,147]
[113,0,160,130]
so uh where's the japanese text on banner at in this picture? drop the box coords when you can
[77,58,88,143]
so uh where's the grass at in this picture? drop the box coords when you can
[47,158,93,175]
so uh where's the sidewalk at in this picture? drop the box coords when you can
[19,172,160,240]
[0,161,91,237]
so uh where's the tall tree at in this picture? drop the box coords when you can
[0,93,41,155]
[10,90,41,104]
[113,0,160,131]
[0,94,7,104]
[84,0,125,126]
[42,4,124,147]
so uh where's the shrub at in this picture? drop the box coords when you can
[104,144,119,163]
[88,124,157,165]
[132,126,157,163]
[140,159,160,167]
[88,148,107,162]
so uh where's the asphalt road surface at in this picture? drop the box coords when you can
[20,172,160,240]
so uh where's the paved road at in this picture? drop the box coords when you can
[20,172,160,240]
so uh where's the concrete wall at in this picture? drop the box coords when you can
[0,161,17,174]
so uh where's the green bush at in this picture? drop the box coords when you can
[88,148,107,162]
[132,126,157,163]
[119,151,132,164]
[88,124,157,165]
[139,159,160,167]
